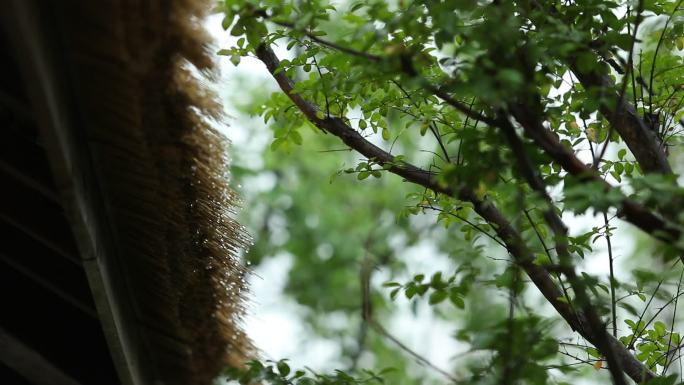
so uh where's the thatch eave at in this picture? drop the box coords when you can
[1,1,250,384]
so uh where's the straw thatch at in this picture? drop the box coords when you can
[50,0,251,383]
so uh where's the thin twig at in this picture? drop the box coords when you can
[359,249,459,383]
[663,270,684,373]
[604,212,617,338]
[647,0,684,114]
[391,80,452,163]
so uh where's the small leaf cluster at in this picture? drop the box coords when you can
[618,320,681,370]
[383,265,477,309]
[343,159,386,180]
[458,315,560,385]
[225,360,391,385]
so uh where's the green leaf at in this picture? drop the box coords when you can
[245,20,268,47]
[654,321,667,337]
[420,122,430,136]
[449,292,465,309]
[643,374,679,385]
[636,351,650,362]
[611,33,635,51]
[277,361,291,377]
[497,69,523,87]
[270,138,286,150]
[428,290,447,304]
[230,19,244,36]
[576,52,598,73]
[586,347,601,358]
[290,130,303,145]
[382,127,390,141]
[533,253,552,266]
[405,285,417,299]
[350,2,364,12]
[222,14,235,30]
[430,272,443,288]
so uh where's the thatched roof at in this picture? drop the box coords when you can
[0,1,250,384]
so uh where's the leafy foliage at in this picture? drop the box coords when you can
[225,360,391,385]
[218,0,684,384]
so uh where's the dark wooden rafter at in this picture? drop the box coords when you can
[0,253,97,318]
[0,126,61,203]
[0,171,80,263]
[0,2,142,385]
[0,328,84,385]
[0,261,116,385]
[1,1,250,383]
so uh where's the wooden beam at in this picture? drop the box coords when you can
[0,327,84,385]
[0,253,97,318]
[0,159,60,203]
[0,88,33,121]
[0,172,80,263]
[1,2,150,385]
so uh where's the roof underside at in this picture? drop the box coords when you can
[0,26,120,385]
[0,1,251,384]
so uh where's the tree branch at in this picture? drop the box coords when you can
[256,12,382,62]
[509,103,680,246]
[523,0,672,175]
[254,43,656,384]
[264,3,680,252]
[570,63,672,174]
[498,116,628,385]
